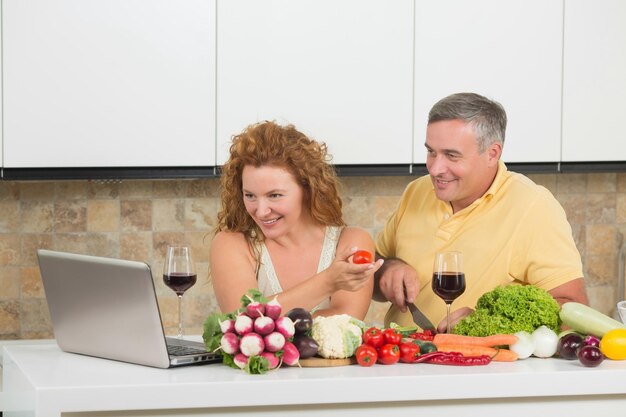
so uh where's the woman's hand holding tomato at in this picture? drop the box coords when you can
[325,247,382,293]
[352,250,373,264]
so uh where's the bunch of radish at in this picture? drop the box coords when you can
[218,297,301,370]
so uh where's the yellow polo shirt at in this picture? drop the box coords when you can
[377,161,583,328]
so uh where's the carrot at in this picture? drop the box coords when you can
[435,344,518,362]
[433,333,518,347]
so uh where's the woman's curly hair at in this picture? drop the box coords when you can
[216,121,345,244]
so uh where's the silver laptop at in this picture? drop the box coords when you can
[37,249,221,368]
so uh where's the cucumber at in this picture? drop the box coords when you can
[559,302,625,337]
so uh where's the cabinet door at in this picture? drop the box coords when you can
[413,0,563,164]
[562,0,626,162]
[216,0,414,166]
[3,0,216,168]
[0,14,3,169]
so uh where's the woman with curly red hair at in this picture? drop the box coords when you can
[210,121,382,319]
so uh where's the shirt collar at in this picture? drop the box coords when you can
[483,160,509,198]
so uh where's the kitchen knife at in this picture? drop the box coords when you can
[406,301,436,331]
[403,284,436,331]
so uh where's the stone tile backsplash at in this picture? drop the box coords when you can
[1,172,624,340]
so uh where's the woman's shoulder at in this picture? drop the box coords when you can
[337,226,374,243]
[211,230,250,251]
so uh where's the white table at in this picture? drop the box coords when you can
[2,343,626,417]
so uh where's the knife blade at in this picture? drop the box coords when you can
[406,301,436,331]
[403,284,436,331]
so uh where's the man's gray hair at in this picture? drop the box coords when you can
[428,92,507,153]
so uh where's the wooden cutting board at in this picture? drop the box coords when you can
[298,356,357,367]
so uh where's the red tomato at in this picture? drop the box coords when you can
[399,342,421,363]
[378,343,400,365]
[362,327,384,349]
[382,328,402,345]
[352,250,373,264]
[355,344,378,367]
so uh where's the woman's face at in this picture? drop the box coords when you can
[241,165,306,239]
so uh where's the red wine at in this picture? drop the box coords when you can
[163,273,197,296]
[432,272,466,303]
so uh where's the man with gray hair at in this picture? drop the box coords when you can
[374,92,588,333]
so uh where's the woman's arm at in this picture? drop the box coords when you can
[312,227,379,320]
[211,228,381,318]
[210,231,260,313]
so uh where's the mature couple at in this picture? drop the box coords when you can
[209,92,588,333]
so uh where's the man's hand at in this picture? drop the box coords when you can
[373,257,418,312]
[436,307,473,333]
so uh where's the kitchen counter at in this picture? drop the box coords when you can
[2,342,626,417]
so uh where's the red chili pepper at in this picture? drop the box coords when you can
[425,352,492,366]
[408,331,435,341]
[411,351,449,363]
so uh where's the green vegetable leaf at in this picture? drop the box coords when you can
[244,355,270,374]
[240,289,268,308]
[203,312,231,353]
[222,352,237,369]
[453,284,561,336]
[390,322,419,336]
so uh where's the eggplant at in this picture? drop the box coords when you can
[286,308,313,334]
[292,334,319,359]
[556,333,583,360]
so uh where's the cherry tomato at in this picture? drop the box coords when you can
[399,342,421,363]
[352,250,373,264]
[355,344,378,367]
[378,343,400,365]
[382,328,402,345]
[363,327,384,349]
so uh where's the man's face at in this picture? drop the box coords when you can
[425,119,501,213]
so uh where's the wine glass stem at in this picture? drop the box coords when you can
[445,303,452,334]
[177,295,183,339]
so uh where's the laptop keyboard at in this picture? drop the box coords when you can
[167,343,209,357]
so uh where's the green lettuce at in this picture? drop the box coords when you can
[453,284,561,336]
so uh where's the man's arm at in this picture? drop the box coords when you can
[373,254,419,312]
[548,277,588,306]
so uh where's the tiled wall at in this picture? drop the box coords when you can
[1,172,623,340]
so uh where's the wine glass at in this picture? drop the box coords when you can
[432,251,466,333]
[163,245,197,338]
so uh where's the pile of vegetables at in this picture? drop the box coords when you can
[432,333,518,362]
[505,302,626,367]
[554,302,626,367]
[203,290,302,374]
[453,285,561,337]
[355,327,519,367]
[357,327,423,366]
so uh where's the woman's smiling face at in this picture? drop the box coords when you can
[242,165,306,239]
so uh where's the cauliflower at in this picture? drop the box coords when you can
[310,314,365,359]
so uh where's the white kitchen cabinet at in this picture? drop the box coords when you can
[562,0,626,162]
[216,0,414,166]
[0,15,3,169]
[2,0,216,168]
[413,0,563,165]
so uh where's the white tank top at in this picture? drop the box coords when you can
[256,226,342,312]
